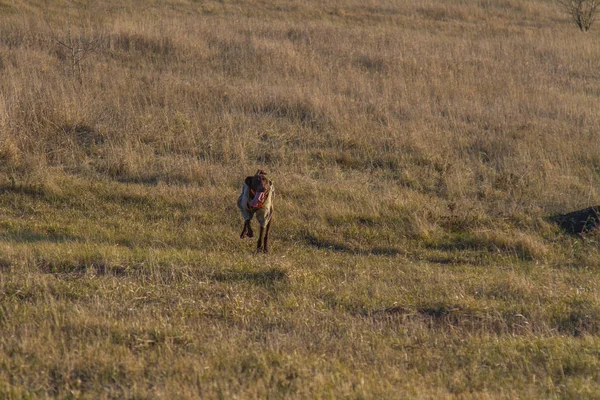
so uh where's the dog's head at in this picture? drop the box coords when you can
[245,170,271,209]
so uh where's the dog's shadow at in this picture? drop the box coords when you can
[304,234,401,256]
[209,267,287,287]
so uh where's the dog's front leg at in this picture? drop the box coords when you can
[240,220,253,238]
[263,217,272,253]
[257,225,266,252]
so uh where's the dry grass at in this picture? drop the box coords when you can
[1,0,600,398]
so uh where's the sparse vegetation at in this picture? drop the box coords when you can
[0,0,600,398]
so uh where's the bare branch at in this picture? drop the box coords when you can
[558,0,600,31]
[44,0,103,82]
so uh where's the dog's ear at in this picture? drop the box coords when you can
[245,176,253,186]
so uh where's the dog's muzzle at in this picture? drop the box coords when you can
[249,190,266,209]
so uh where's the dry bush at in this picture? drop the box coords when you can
[558,0,600,31]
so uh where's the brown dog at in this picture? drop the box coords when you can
[238,170,274,252]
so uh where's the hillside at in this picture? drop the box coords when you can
[1,0,600,397]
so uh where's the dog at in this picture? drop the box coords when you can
[238,170,274,252]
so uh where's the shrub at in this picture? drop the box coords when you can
[558,0,599,31]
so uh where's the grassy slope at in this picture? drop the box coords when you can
[1,0,600,398]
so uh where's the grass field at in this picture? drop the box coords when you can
[1,0,600,397]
